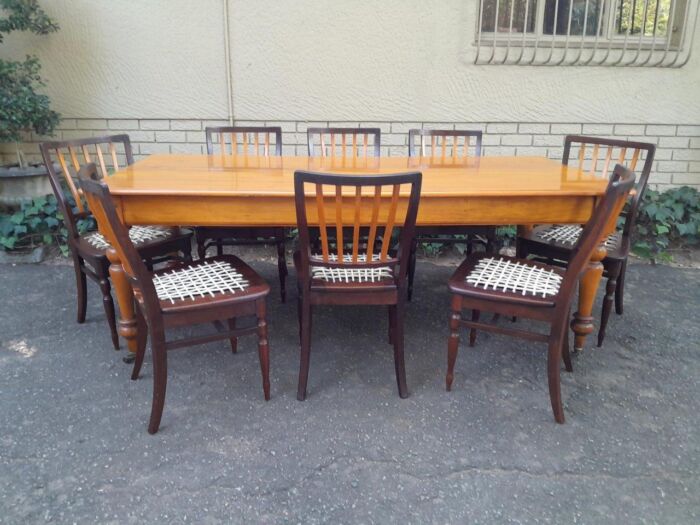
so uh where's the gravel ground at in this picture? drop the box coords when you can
[0,259,698,524]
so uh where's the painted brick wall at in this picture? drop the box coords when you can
[6,119,700,189]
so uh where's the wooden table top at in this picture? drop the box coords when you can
[106,155,608,198]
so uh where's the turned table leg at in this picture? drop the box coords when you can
[106,246,139,362]
[571,244,607,352]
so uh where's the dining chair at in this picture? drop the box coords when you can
[446,164,636,423]
[407,129,495,300]
[293,170,422,400]
[196,126,288,302]
[516,136,655,346]
[307,127,381,158]
[39,135,193,351]
[78,163,271,434]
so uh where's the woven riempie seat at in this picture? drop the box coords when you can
[535,225,621,250]
[516,136,655,348]
[447,165,636,424]
[309,253,393,283]
[465,257,563,298]
[84,226,172,250]
[79,165,271,435]
[449,255,565,307]
[39,135,192,352]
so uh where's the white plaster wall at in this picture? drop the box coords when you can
[0,0,228,118]
[230,0,700,124]
[0,0,698,123]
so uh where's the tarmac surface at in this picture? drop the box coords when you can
[1,259,698,523]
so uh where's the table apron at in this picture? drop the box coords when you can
[113,194,597,227]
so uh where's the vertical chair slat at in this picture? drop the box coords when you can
[109,142,119,170]
[254,133,259,155]
[352,133,357,158]
[578,143,586,165]
[243,132,249,156]
[95,143,108,178]
[380,184,401,261]
[363,134,368,158]
[264,133,270,156]
[453,135,459,159]
[56,149,85,213]
[352,186,361,263]
[81,145,92,165]
[602,145,613,178]
[366,185,382,260]
[219,133,226,155]
[316,183,329,262]
[421,136,426,157]
[68,147,81,172]
[618,147,627,164]
[630,149,640,171]
[441,135,446,161]
[321,133,327,158]
[590,144,600,176]
[335,186,344,260]
[431,136,437,160]
[331,133,336,157]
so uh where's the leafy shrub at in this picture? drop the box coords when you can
[0,193,94,254]
[633,186,700,262]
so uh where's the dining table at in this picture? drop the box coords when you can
[103,153,613,359]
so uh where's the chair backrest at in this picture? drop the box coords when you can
[294,170,422,287]
[205,126,282,156]
[77,163,158,308]
[39,135,134,239]
[562,135,655,239]
[307,127,381,158]
[408,129,483,159]
[559,164,636,305]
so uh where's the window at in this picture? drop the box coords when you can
[474,0,699,66]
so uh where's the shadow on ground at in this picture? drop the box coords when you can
[1,259,698,523]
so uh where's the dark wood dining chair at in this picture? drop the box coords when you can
[446,164,636,423]
[407,129,495,300]
[516,136,655,346]
[196,126,288,302]
[78,163,271,434]
[294,170,422,400]
[39,135,193,350]
[307,127,381,158]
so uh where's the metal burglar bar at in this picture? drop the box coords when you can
[475,0,699,66]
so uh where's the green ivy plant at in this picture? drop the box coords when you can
[0,0,60,167]
[633,186,700,262]
[0,193,94,255]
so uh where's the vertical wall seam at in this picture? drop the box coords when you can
[223,0,234,125]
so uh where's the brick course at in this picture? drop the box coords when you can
[5,119,699,189]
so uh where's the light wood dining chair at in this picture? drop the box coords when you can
[447,165,636,423]
[78,163,271,434]
[516,136,655,346]
[294,170,422,400]
[307,127,381,158]
[39,135,193,351]
[406,129,495,300]
[196,126,288,302]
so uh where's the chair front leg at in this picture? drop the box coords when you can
[276,237,287,303]
[547,327,566,424]
[615,258,627,315]
[147,327,168,434]
[392,297,409,398]
[131,306,148,380]
[97,276,120,351]
[256,298,271,401]
[73,253,87,324]
[297,294,312,401]
[598,260,621,347]
[446,294,462,391]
